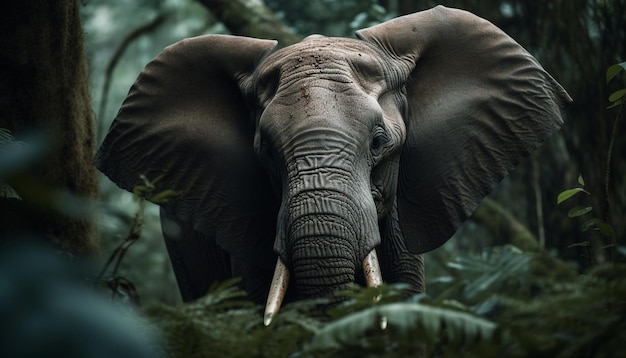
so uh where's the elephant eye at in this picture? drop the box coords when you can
[370,128,389,157]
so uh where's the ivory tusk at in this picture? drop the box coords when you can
[362,249,383,288]
[264,257,290,326]
[363,249,383,303]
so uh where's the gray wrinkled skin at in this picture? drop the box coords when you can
[245,38,408,296]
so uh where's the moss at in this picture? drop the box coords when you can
[0,1,98,254]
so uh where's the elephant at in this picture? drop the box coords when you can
[95,6,571,325]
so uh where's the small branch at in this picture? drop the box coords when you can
[532,156,546,248]
[603,96,624,260]
[95,197,146,304]
[97,14,167,142]
[604,99,623,219]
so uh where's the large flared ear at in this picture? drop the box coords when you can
[357,6,572,253]
[95,35,279,268]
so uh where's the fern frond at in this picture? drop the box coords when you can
[446,245,532,303]
[306,301,495,353]
[492,263,626,357]
[142,254,626,357]
[197,277,253,311]
[328,283,411,319]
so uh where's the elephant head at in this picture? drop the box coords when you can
[95,6,571,324]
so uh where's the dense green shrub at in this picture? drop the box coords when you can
[143,246,626,357]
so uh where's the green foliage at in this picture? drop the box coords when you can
[265,0,392,37]
[97,175,180,304]
[133,174,181,204]
[558,173,614,247]
[606,61,626,108]
[144,279,323,357]
[557,174,590,204]
[606,62,626,83]
[306,284,496,356]
[433,246,533,303]
[557,61,625,261]
[348,1,393,32]
[306,300,495,356]
[494,263,626,357]
[142,246,626,357]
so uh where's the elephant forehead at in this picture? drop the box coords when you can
[258,37,387,91]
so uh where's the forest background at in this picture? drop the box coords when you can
[1,0,625,356]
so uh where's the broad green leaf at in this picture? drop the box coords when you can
[568,206,593,218]
[581,218,599,231]
[581,218,614,237]
[577,174,585,186]
[443,246,531,303]
[606,62,626,83]
[557,187,589,204]
[608,88,626,103]
[607,88,626,108]
[608,100,623,109]
[596,221,614,237]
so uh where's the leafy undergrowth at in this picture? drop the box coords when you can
[143,245,626,357]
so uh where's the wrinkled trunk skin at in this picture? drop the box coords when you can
[276,135,380,299]
[288,192,359,298]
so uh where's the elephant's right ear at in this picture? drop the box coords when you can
[95,35,280,269]
[357,6,571,254]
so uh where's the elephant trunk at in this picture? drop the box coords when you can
[289,231,356,298]
[264,249,383,326]
[263,183,383,325]
[286,186,375,297]
[263,132,383,325]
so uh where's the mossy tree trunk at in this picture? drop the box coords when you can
[470,198,542,252]
[0,1,98,254]
[197,0,302,46]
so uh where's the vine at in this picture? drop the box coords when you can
[558,61,625,263]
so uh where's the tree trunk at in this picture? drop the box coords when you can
[470,198,541,252]
[196,0,301,46]
[0,1,98,254]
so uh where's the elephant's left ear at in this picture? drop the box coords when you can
[357,6,572,253]
[95,35,280,268]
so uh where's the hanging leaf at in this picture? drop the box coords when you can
[581,218,614,237]
[557,187,589,204]
[567,206,593,218]
[567,241,591,248]
[596,222,614,238]
[608,88,626,102]
[608,101,623,109]
[606,61,626,83]
[577,174,585,186]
